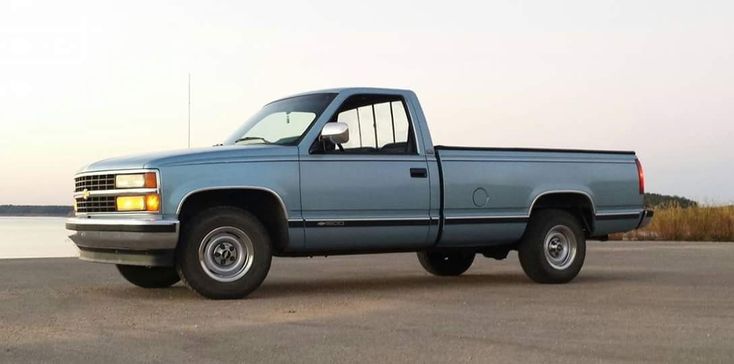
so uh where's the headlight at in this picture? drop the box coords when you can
[115,172,157,189]
[116,193,161,212]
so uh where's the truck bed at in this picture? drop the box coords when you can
[433,145,643,247]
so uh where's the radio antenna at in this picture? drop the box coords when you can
[187,73,191,148]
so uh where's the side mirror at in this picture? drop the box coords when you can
[320,123,349,144]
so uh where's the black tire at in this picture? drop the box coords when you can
[518,209,586,284]
[116,265,180,288]
[176,207,272,299]
[417,249,475,276]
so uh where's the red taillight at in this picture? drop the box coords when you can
[635,158,645,194]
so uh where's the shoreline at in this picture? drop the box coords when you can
[0,214,71,218]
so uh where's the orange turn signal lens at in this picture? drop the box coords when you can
[145,193,160,212]
[144,172,157,188]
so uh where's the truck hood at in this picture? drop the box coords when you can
[79,145,296,173]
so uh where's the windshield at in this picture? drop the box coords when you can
[225,93,337,146]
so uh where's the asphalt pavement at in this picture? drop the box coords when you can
[1,241,733,363]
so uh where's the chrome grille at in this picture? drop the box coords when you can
[75,174,115,192]
[75,196,116,213]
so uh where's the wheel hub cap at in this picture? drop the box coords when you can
[212,241,237,266]
[198,226,255,283]
[543,225,577,270]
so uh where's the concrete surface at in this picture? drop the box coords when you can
[0,241,733,363]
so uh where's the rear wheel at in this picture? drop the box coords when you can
[176,207,272,299]
[116,265,180,288]
[518,209,586,283]
[417,249,475,276]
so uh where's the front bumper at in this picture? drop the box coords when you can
[637,209,654,229]
[66,217,179,266]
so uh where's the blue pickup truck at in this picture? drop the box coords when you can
[66,87,652,299]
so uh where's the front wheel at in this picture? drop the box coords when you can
[116,265,180,288]
[176,207,272,299]
[518,209,586,283]
[417,249,475,276]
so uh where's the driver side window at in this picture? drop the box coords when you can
[316,94,415,154]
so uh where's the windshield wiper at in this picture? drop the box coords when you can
[234,136,273,144]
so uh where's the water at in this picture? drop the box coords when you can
[0,217,79,259]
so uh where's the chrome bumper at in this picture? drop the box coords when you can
[66,217,179,266]
[637,209,654,229]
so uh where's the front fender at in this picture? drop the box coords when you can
[158,161,301,220]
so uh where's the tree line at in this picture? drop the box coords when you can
[0,205,73,216]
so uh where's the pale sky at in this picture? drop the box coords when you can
[0,0,732,205]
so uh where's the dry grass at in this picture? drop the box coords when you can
[610,205,734,242]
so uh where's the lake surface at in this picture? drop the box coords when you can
[0,217,78,259]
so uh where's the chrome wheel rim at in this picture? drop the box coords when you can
[543,225,577,270]
[198,226,254,282]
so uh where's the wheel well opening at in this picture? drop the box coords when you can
[531,193,594,235]
[178,189,289,252]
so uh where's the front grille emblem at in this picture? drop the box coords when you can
[82,189,90,200]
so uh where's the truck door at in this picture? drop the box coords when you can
[298,94,432,251]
